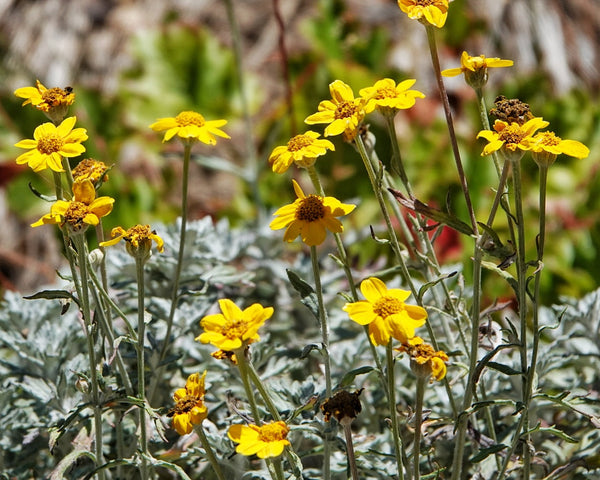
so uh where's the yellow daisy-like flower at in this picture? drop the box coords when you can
[359,78,425,115]
[398,337,449,381]
[268,131,335,174]
[100,224,164,262]
[149,110,230,144]
[269,180,356,247]
[14,80,75,122]
[523,131,590,167]
[305,80,365,141]
[343,277,427,346]
[228,421,290,459]
[442,51,513,89]
[398,0,449,28]
[171,371,208,435]
[31,179,114,233]
[72,158,109,184]
[196,299,274,351]
[477,117,549,162]
[14,116,88,173]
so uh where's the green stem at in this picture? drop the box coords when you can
[413,376,426,480]
[135,256,149,480]
[384,113,412,195]
[386,343,406,480]
[474,88,503,178]
[309,244,331,480]
[247,362,281,421]
[235,347,262,424]
[72,233,105,480]
[195,424,226,480]
[450,159,511,480]
[148,142,192,405]
[341,419,360,480]
[425,25,478,235]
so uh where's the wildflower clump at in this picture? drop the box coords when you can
[270,180,355,246]
[228,421,290,459]
[170,372,208,435]
[14,117,88,173]
[343,277,427,346]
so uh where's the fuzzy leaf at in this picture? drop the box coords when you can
[286,269,319,320]
[469,443,507,463]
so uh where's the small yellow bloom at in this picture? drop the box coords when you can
[442,51,513,89]
[14,80,75,122]
[150,110,230,144]
[268,131,335,174]
[343,277,427,346]
[196,299,274,351]
[397,337,449,381]
[359,78,425,115]
[171,371,208,435]
[14,117,88,173]
[100,224,164,261]
[477,117,549,161]
[31,179,114,233]
[269,180,356,247]
[228,421,290,459]
[398,0,449,28]
[72,158,109,184]
[524,131,590,167]
[305,80,365,141]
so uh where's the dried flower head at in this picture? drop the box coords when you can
[270,180,356,246]
[321,389,364,423]
[489,96,533,125]
[72,158,109,185]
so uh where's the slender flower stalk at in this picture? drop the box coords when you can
[413,376,426,480]
[425,25,478,235]
[387,343,406,480]
[194,425,226,480]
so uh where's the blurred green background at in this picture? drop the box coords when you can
[0,0,598,303]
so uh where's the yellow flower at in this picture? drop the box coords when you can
[14,80,75,122]
[343,277,427,346]
[268,131,335,174]
[72,158,109,184]
[397,337,449,381]
[196,299,274,351]
[150,110,230,144]
[359,78,425,115]
[305,80,365,141]
[14,117,88,173]
[523,131,590,167]
[31,179,114,233]
[228,421,290,459]
[171,371,208,435]
[269,180,356,247]
[442,51,513,88]
[398,0,449,28]
[100,224,164,261]
[477,117,549,161]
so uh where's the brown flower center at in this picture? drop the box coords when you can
[221,319,249,340]
[42,87,74,107]
[174,395,199,415]
[175,111,206,127]
[124,224,153,247]
[295,196,326,222]
[287,134,313,152]
[373,296,404,318]
[63,202,90,229]
[416,0,435,6]
[334,101,358,120]
[72,159,108,183]
[498,123,527,149]
[37,134,64,154]
[536,131,560,147]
